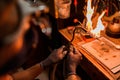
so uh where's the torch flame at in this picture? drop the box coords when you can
[86,0,94,31]
[90,11,106,38]
[86,0,106,38]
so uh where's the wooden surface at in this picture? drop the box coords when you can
[81,37,120,73]
[59,28,120,80]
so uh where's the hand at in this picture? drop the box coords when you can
[40,45,67,69]
[66,45,82,74]
[48,45,67,63]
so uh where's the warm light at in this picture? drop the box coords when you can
[90,11,106,38]
[86,0,106,38]
[86,0,94,31]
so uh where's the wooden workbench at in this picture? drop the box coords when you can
[59,28,120,80]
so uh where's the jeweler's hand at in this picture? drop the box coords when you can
[48,45,67,63]
[66,45,82,73]
[41,45,67,69]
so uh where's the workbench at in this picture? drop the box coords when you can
[59,27,120,80]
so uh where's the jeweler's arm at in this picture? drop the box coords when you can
[12,64,43,80]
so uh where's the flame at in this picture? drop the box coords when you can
[86,0,94,31]
[90,11,106,38]
[86,0,106,38]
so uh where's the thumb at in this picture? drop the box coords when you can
[59,45,66,52]
[62,51,67,56]
[61,45,66,49]
[59,45,65,50]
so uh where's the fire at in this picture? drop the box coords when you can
[86,0,106,38]
[86,0,94,31]
[90,11,106,38]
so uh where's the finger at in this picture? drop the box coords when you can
[80,52,83,60]
[70,45,74,52]
[70,45,77,54]
[60,45,66,50]
[68,51,74,57]
[58,45,65,52]
[74,48,79,54]
[63,51,67,56]
[73,47,76,54]
[78,51,83,60]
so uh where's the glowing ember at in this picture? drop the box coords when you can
[86,0,94,31]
